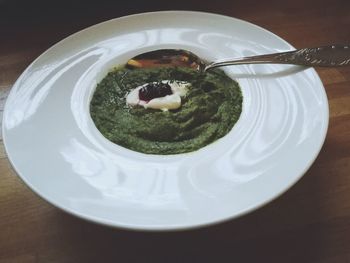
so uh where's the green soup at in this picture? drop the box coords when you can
[90,66,243,154]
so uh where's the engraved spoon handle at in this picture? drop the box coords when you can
[204,44,350,71]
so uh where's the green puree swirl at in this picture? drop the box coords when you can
[90,66,243,154]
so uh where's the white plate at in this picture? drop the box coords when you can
[3,11,328,230]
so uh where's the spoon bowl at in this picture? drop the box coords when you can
[127,49,206,71]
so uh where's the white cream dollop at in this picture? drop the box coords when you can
[126,81,190,111]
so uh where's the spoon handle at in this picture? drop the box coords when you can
[204,44,350,71]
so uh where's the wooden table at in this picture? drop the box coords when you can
[1,0,349,262]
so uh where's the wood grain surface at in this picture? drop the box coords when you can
[0,0,349,262]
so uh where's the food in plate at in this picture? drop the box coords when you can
[90,65,242,154]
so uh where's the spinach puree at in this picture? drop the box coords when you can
[90,66,242,154]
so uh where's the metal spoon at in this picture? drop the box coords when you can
[126,44,350,72]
